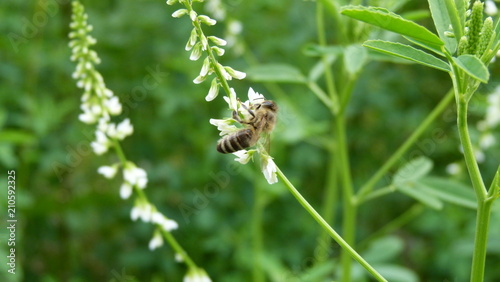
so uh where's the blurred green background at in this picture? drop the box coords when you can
[1,0,500,281]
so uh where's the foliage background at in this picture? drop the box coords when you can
[1,0,500,281]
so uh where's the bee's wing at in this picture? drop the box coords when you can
[262,132,272,154]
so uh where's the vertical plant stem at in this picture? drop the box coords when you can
[252,185,265,282]
[470,200,493,282]
[276,167,387,282]
[336,114,355,282]
[457,95,490,281]
[315,0,339,263]
[457,98,487,199]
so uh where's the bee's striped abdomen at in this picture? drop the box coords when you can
[217,128,253,154]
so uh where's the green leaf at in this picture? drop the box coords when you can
[393,156,433,185]
[453,55,489,83]
[363,40,450,72]
[444,0,463,41]
[418,176,477,209]
[428,0,457,53]
[455,0,467,31]
[397,182,443,209]
[403,36,445,57]
[341,5,444,46]
[245,64,307,83]
[363,236,403,263]
[344,45,368,75]
[374,265,419,282]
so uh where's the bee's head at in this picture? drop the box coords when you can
[255,100,278,112]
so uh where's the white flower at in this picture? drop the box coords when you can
[199,57,211,77]
[131,202,153,222]
[207,36,227,46]
[228,20,243,35]
[261,154,278,184]
[205,78,219,101]
[175,253,184,263]
[224,66,246,80]
[115,118,134,140]
[91,130,110,155]
[209,118,239,136]
[172,9,188,18]
[248,87,265,102]
[97,116,110,132]
[97,165,118,179]
[123,164,148,189]
[446,163,461,175]
[485,0,498,16]
[152,212,179,232]
[223,88,238,110]
[184,268,212,282]
[162,219,179,231]
[190,43,203,61]
[79,109,97,124]
[198,15,216,26]
[480,133,495,149]
[193,75,207,84]
[120,182,133,199]
[148,230,164,251]
[104,96,122,115]
[233,150,253,164]
[475,148,485,163]
[205,0,226,20]
[211,46,225,56]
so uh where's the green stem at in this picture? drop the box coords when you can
[276,167,387,282]
[470,200,493,282]
[457,97,487,200]
[112,140,128,165]
[457,95,490,282]
[356,89,454,201]
[316,1,340,113]
[358,185,395,205]
[161,229,199,270]
[336,115,355,282]
[315,0,339,263]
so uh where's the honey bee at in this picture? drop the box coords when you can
[216,100,278,154]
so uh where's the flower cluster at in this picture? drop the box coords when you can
[70,0,179,258]
[167,0,246,102]
[210,88,278,184]
[457,1,495,62]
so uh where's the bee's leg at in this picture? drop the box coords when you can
[232,110,242,122]
[240,102,255,118]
